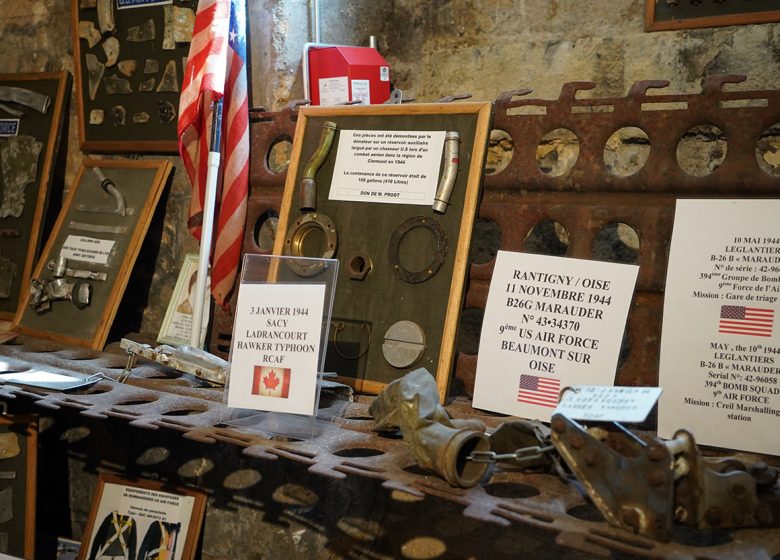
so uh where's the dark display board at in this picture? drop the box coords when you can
[645,0,780,31]
[274,103,492,400]
[0,72,70,322]
[72,0,194,152]
[0,415,37,559]
[16,159,172,349]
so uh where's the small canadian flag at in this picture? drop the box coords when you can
[252,366,291,399]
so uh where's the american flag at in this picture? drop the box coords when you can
[178,0,249,308]
[517,374,561,408]
[719,305,774,337]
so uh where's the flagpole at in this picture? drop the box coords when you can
[190,97,223,348]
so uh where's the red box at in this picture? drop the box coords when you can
[308,46,391,106]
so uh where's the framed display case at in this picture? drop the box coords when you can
[15,158,173,349]
[273,102,493,400]
[645,0,780,31]
[71,0,194,152]
[0,71,70,322]
[79,473,206,560]
[0,414,37,559]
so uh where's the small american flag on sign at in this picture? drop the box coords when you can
[719,305,774,338]
[517,374,561,408]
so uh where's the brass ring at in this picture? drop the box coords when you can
[283,212,338,276]
[331,321,371,360]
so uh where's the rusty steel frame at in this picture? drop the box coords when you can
[2,335,780,557]
[6,76,779,558]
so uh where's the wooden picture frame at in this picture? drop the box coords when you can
[0,414,37,559]
[645,0,780,31]
[273,103,493,400]
[15,158,173,349]
[79,473,206,560]
[157,253,210,347]
[71,0,193,152]
[0,71,70,323]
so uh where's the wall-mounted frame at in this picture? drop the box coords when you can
[79,473,206,560]
[645,0,780,31]
[71,0,194,152]
[0,414,37,559]
[157,253,210,347]
[273,103,492,400]
[0,71,70,322]
[15,159,173,349]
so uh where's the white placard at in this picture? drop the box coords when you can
[318,76,349,106]
[556,385,663,423]
[659,199,780,454]
[351,79,370,104]
[227,283,325,415]
[328,130,445,205]
[86,482,194,560]
[60,234,115,265]
[473,251,639,421]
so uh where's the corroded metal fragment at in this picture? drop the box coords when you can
[162,5,175,50]
[112,105,126,126]
[173,7,195,43]
[101,36,119,67]
[156,60,179,93]
[0,135,43,218]
[96,0,115,34]
[132,112,150,124]
[127,18,155,42]
[117,59,137,77]
[138,77,156,92]
[103,74,132,95]
[158,100,176,124]
[78,20,101,48]
[0,256,15,299]
[85,53,105,101]
[143,59,158,74]
[88,109,104,124]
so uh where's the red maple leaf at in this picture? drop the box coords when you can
[263,370,280,391]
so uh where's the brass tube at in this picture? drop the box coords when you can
[300,121,337,211]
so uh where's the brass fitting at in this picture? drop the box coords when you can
[300,121,337,212]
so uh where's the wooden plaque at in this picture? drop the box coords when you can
[273,103,493,400]
[15,159,173,349]
[645,0,780,31]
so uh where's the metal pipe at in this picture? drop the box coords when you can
[92,167,126,216]
[300,121,337,211]
[369,35,377,50]
[432,131,460,214]
[313,0,321,43]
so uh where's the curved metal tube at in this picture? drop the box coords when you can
[91,167,126,216]
[432,131,460,214]
[299,121,337,211]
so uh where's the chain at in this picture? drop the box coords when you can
[466,445,555,465]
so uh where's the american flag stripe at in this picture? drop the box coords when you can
[517,374,561,408]
[718,305,774,338]
[178,0,249,308]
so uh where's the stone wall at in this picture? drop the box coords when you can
[1,0,777,338]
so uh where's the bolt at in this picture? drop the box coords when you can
[648,469,665,487]
[730,483,746,498]
[551,416,566,433]
[648,444,666,462]
[569,432,584,449]
[584,449,599,467]
[674,506,689,523]
[705,507,723,527]
[755,505,773,525]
